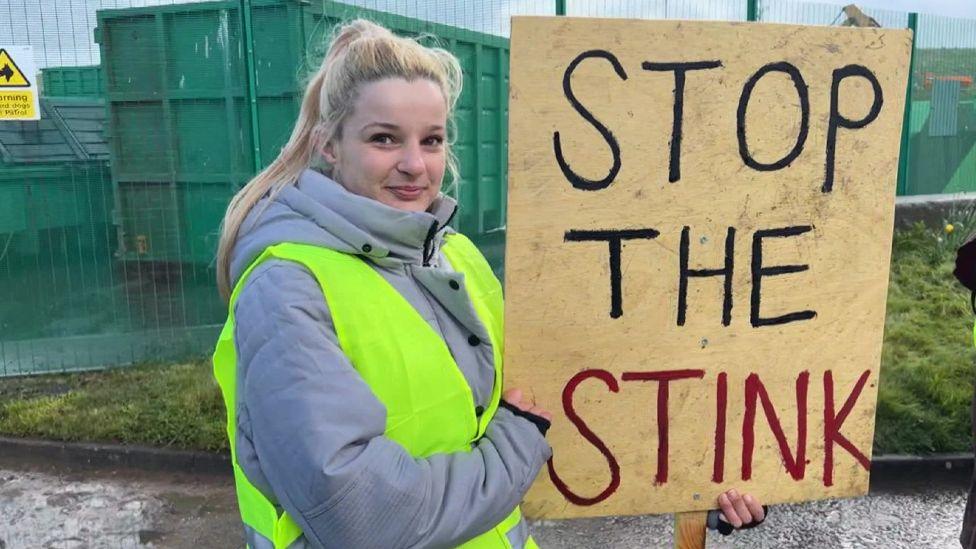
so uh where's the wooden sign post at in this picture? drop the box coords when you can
[675,512,707,548]
[505,16,912,541]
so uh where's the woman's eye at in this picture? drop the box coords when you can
[370,134,395,144]
[423,135,445,146]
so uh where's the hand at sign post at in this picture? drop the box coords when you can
[710,490,768,535]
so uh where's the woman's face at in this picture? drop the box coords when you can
[323,77,448,213]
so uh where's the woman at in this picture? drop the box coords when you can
[212,19,765,548]
[955,234,976,549]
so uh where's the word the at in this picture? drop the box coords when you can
[565,224,815,324]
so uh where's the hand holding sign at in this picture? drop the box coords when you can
[505,18,912,519]
[503,388,555,421]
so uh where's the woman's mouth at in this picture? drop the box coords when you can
[387,186,426,200]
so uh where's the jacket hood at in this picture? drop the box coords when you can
[230,168,458,287]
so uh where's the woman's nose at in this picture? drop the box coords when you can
[397,143,426,176]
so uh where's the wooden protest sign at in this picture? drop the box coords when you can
[505,17,912,519]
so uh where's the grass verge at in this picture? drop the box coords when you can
[875,223,975,454]
[0,359,227,451]
[0,224,973,455]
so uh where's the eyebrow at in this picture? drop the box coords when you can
[362,122,445,132]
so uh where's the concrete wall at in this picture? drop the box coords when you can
[895,192,976,229]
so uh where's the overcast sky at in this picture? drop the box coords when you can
[2,0,975,68]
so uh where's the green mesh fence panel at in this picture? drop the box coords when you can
[0,0,539,375]
[567,0,745,20]
[0,0,975,375]
[906,13,976,195]
[757,0,907,28]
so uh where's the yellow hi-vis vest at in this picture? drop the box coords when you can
[213,233,535,548]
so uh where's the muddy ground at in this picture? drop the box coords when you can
[0,457,968,548]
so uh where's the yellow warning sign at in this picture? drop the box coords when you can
[0,49,30,88]
[0,91,37,119]
[0,46,38,120]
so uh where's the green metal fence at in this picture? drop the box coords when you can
[1,0,974,375]
[904,13,976,195]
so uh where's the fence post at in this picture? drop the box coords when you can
[897,13,918,196]
[240,0,263,173]
[556,0,566,16]
[747,0,758,21]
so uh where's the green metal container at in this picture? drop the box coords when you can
[0,98,113,252]
[96,0,510,270]
[40,65,105,98]
[0,97,115,365]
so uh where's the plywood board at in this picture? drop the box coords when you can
[505,17,912,519]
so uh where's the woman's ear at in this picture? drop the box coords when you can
[321,141,338,165]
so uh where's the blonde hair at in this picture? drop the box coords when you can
[215,19,463,300]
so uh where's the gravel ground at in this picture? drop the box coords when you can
[531,486,968,548]
[0,462,968,548]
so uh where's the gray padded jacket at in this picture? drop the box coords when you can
[229,168,552,549]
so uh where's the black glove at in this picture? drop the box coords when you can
[498,400,551,436]
[953,233,976,314]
